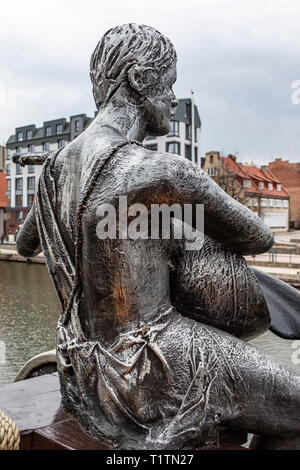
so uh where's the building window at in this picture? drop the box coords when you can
[16,146,22,154]
[276,184,281,191]
[43,142,49,151]
[56,124,63,135]
[28,165,35,174]
[17,131,23,141]
[258,181,264,189]
[75,120,80,132]
[261,198,267,207]
[26,130,32,140]
[269,199,275,207]
[268,183,273,190]
[195,147,198,165]
[7,180,11,191]
[16,210,23,221]
[46,126,52,137]
[243,179,251,188]
[185,102,191,118]
[166,142,180,155]
[28,144,35,152]
[27,176,35,190]
[6,164,10,175]
[253,198,258,207]
[194,127,197,142]
[16,164,22,175]
[15,195,23,207]
[207,167,218,176]
[145,144,158,151]
[185,144,191,161]
[283,200,289,208]
[16,178,23,190]
[185,124,191,140]
[276,199,282,208]
[209,155,214,164]
[168,120,179,137]
[27,194,35,207]
[247,198,252,207]
[58,139,66,148]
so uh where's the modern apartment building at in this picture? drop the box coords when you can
[5,114,93,235]
[203,151,290,232]
[144,98,201,166]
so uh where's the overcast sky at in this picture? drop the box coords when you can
[0,0,300,164]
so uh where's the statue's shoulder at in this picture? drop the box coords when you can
[128,143,193,173]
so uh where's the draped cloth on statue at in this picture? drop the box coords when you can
[33,147,250,450]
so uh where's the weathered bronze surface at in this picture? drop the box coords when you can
[17,24,300,449]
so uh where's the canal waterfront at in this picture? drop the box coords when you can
[0,261,299,384]
[0,261,59,384]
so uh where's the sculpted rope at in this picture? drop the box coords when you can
[0,410,20,450]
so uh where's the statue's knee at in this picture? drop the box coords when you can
[171,236,270,339]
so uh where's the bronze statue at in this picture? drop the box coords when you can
[16,24,300,450]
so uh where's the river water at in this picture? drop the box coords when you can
[0,261,299,384]
[0,261,59,383]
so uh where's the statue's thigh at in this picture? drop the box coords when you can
[170,235,270,339]
[158,315,300,444]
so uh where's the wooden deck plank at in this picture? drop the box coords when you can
[33,420,112,450]
[0,374,62,433]
[0,390,64,433]
[0,374,59,403]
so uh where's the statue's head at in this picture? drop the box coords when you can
[90,23,178,136]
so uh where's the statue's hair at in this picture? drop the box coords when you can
[90,23,177,108]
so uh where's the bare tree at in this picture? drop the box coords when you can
[214,164,246,205]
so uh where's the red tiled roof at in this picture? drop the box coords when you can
[220,156,289,198]
[221,156,248,178]
[242,166,273,182]
[0,172,7,208]
[264,168,281,184]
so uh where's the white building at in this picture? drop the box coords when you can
[144,98,201,166]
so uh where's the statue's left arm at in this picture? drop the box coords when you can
[16,201,41,257]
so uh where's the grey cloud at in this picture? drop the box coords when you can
[0,0,300,162]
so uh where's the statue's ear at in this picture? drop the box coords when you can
[128,65,158,95]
